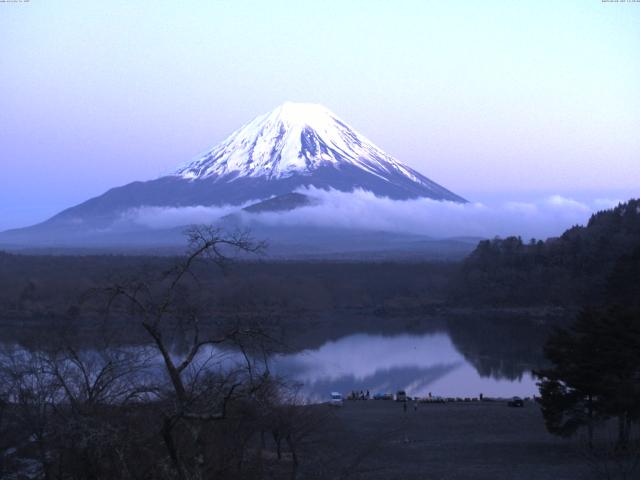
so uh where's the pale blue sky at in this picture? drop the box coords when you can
[1,0,639,229]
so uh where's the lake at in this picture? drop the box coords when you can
[270,331,538,402]
[1,317,543,404]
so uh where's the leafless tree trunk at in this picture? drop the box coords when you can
[105,226,272,478]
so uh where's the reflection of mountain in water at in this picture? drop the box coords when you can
[269,329,539,399]
[2,313,549,399]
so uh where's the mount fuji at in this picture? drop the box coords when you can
[1,102,468,252]
[170,101,465,203]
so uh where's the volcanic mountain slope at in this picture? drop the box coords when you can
[28,103,464,224]
[1,102,468,249]
[172,102,464,202]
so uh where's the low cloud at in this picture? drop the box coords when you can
[121,204,243,229]
[245,188,620,239]
[122,188,623,240]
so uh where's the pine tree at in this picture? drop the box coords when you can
[535,308,640,449]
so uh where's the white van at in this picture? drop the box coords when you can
[330,392,343,406]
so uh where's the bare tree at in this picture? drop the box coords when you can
[0,333,162,479]
[0,227,331,480]
[103,226,276,479]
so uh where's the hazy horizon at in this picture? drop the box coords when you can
[1,1,639,232]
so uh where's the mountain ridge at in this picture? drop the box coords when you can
[0,102,467,248]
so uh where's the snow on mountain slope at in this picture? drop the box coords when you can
[174,102,441,190]
[0,102,467,244]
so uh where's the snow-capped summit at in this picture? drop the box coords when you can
[172,102,463,203]
[177,101,385,180]
[3,102,466,241]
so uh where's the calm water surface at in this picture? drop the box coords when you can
[270,332,538,401]
[2,326,541,403]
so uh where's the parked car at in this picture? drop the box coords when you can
[373,392,394,400]
[396,390,407,402]
[507,396,524,407]
[330,392,344,406]
[420,396,446,404]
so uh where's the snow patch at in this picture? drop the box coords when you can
[173,102,426,186]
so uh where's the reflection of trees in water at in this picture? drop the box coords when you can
[446,315,550,381]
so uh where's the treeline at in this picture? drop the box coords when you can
[0,254,456,316]
[452,199,640,307]
[4,200,639,324]
[0,251,458,346]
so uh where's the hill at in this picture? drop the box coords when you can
[452,198,640,306]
